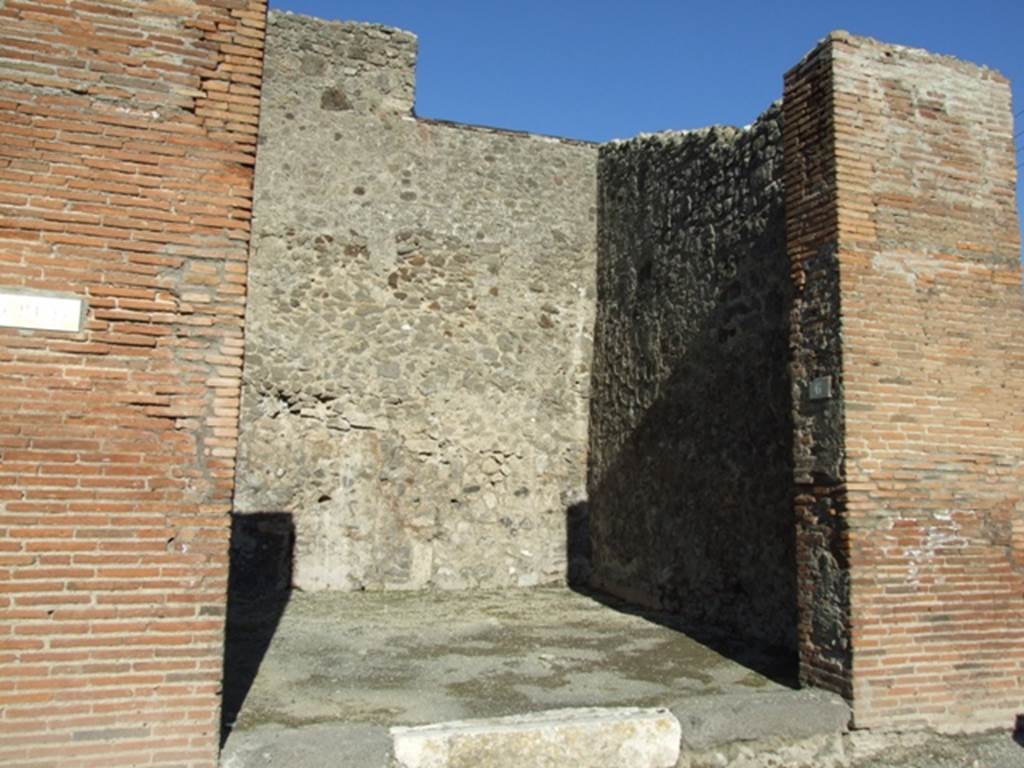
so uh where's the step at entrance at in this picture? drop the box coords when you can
[390,707,681,768]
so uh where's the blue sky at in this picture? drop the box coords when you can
[273,0,1023,249]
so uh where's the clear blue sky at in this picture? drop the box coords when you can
[273,0,1023,249]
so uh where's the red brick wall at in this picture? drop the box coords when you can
[0,1,267,765]
[784,37,853,703]
[786,32,1024,731]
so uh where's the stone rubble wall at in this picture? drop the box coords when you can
[585,106,796,649]
[236,12,597,591]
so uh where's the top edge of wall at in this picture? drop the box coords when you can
[268,9,418,43]
[603,101,782,148]
[787,29,1011,84]
[412,116,599,148]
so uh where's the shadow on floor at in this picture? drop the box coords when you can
[568,502,796,690]
[220,512,294,747]
[567,580,798,690]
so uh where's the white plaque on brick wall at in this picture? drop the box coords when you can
[0,290,84,332]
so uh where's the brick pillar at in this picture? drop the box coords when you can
[784,35,853,704]
[785,32,1024,731]
[0,1,267,765]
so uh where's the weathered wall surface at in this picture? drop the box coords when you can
[786,32,1024,731]
[0,1,266,765]
[835,35,1024,732]
[783,40,853,701]
[236,13,597,591]
[585,107,796,649]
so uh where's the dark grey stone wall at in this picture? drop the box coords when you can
[235,13,597,591]
[586,106,796,649]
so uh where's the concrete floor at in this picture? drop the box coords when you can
[220,586,800,766]
[218,587,1023,768]
[232,587,794,729]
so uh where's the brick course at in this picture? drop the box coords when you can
[0,1,267,765]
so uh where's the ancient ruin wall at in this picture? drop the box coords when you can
[787,33,1024,731]
[832,35,1024,731]
[586,106,797,649]
[235,13,597,591]
[783,40,853,701]
[0,1,267,765]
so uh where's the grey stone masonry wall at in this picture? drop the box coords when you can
[263,12,417,116]
[235,12,598,591]
[586,106,797,649]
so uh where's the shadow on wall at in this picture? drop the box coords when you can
[220,513,295,746]
[571,493,795,690]
[577,312,798,653]
[575,113,799,674]
[566,339,799,686]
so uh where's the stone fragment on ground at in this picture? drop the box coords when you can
[390,707,681,768]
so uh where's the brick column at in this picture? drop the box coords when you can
[785,32,1024,731]
[0,1,267,765]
